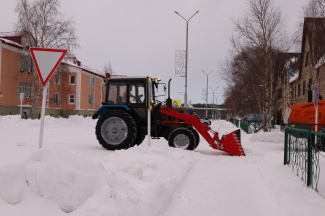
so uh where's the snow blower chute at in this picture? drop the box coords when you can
[159,105,245,156]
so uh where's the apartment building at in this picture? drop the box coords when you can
[0,32,107,117]
[274,17,325,123]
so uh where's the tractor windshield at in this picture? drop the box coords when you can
[128,83,145,104]
[107,82,127,104]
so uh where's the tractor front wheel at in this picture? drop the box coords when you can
[168,128,196,150]
[95,110,137,150]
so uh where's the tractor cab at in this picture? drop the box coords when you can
[105,77,148,107]
[93,77,163,122]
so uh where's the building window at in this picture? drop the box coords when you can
[69,75,76,85]
[20,54,33,72]
[305,51,312,67]
[68,94,75,104]
[54,74,60,84]
[303,81,306,95]
[298,84,301,97]
[309,78,313,90]
[88,94,94,105]
[89,77,95,87]
[54,94,60,104]
[19,82,32,98]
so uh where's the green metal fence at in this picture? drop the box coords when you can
[240,120,249,133]
[228,119,280,134]
[284,127,324,194]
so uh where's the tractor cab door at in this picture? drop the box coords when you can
[106,82,127,105]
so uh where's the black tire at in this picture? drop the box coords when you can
[133,133,146,146]
[168,128,196,150]
[191,129,200,150]
[95,110,137,150]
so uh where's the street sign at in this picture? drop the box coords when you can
[172,100,181,107]
[29,47,67,149]
[314,84,319,108]
[30,48,67,86]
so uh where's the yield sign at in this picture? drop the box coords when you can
[30,48,67,86]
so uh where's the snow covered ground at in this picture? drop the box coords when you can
[0,115,324,216]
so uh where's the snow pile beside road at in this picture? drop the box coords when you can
[249,131,284,143]
[0,145,198,216]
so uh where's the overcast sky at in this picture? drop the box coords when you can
[1,0,308,104]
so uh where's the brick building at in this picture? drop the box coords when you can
[0,32,107,117]
[274,17,325,123]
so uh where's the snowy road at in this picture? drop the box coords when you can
[0,116,324,216]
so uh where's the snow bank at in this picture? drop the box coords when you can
[0,115,95,127]
[249,131,284,143]
[0,145,198,215]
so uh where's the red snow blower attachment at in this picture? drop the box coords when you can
[160,105,245,156]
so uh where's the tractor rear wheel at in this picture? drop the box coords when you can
[191,129,200,150]
[95,110,137,150]
[133,133,146,146]
[168,128,196,150]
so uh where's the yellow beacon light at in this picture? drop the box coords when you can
[157,77,161,81]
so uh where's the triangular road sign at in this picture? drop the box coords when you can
[30,48,67,86]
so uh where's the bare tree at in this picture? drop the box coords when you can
[316,0,325,14]
[103,63,114,76]
[15,0,78,115]
[228,0,288,130]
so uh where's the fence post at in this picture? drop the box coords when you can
[284,128,288,165]
[307,131,313,187]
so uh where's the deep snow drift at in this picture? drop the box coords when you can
[0,115,324,216]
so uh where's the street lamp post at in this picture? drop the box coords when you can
[202,70,212,118]
[210,87,219,120]
[175,10,199,107]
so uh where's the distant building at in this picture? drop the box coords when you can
[0,31,108,117]
[274,17,325,123]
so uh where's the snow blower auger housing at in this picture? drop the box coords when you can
[92,76,245,156]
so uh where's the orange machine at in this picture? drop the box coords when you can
[287,100,325,131]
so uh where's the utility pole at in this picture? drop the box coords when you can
[175,11,199,107]
[210,87,219,120]
[202,70,212,118]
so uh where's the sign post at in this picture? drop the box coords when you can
[30,48,67,148]
[19,93,25,118]
[314,84,319,132]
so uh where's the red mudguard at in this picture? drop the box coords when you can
[159,105,245,156]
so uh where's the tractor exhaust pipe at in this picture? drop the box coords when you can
[166,78,172,107]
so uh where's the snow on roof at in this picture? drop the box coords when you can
[61,57,105,77]
[0,37,22,48]
[316,54,325,69]
[289,57,298,64]
[0,31,22,37]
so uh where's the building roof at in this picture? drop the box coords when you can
[62,57,105,78]
[300,18,325,70]
[0,37,22,48]
[0,31,107,79]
